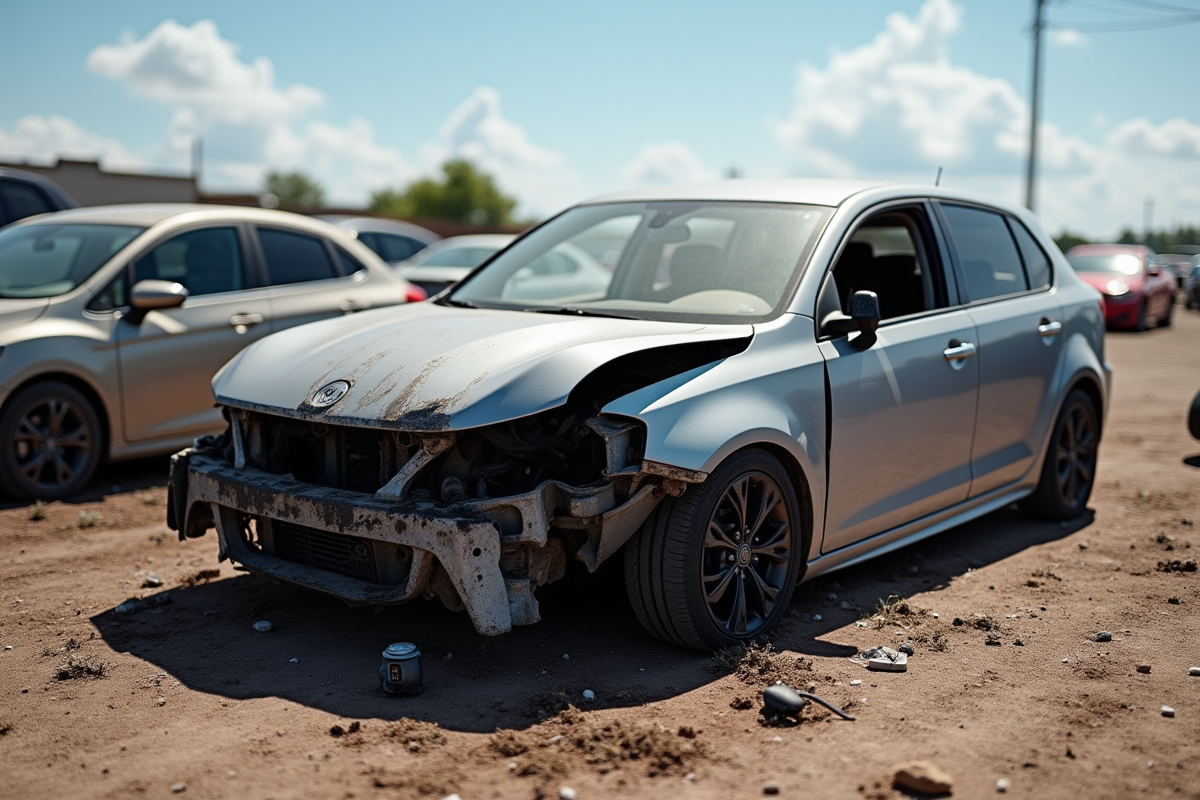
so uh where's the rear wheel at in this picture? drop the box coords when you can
[1160,294,1174,327]
[1019,389,1099,520]
[0,381,103,501]
[624,449,803,650]
[1134,300,1149,331]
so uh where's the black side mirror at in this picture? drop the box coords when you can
[821,290,880,351]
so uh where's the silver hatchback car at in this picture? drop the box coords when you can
[170,180,1110,650]
[0,205,420,500]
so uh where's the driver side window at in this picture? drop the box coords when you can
[823,207,945,322]
[132,227,245,297]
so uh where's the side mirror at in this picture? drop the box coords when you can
[1145,264,1161,277]
[821,290,880,351]
[125,280,188,323]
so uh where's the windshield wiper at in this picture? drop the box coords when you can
[437,297,478,309]
[529,306,637,320]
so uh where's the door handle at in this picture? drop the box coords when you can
[943,341,977,366]
[340,300,370,313]
[1037,320,1063,338]
[229,313,264,327]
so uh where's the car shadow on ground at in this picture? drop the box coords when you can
[90,503,1088,733]
[0,455,170,511]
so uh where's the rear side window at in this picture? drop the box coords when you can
[1008,220,1052,290]
[0,180,54,224]
[940,204,1029,301]
[258,228,338,285]
[133,227,244,297]
[334,246,367,276]
[375,233,425,262]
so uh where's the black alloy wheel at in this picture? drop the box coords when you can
[701,472,793,638]
[1020,389,1099,520]
[624,448,803,650]
[0,381,102,501]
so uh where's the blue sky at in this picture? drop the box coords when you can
[2,0,1198,237]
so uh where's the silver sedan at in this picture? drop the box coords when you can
[170,180,1110,650]
[0,204,420,500]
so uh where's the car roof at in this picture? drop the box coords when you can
[430,234,515,248]
[1066,243,1153,257]
[583,178,893,207]
[16,203,329,229]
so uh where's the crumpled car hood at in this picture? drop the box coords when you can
[213,302,752,431]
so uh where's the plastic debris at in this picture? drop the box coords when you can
[852,646,908,672]
[996,778,1011,792]
[171,783,187,793]
[582,689,595,702]
[289,657,299,664]
[252,621,272,632]
[1189,667,1200,677]
[559,787,577,800]
[1162,706,1175,717]
[760,683,855,724]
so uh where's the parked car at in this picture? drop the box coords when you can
[0,167,77,227]
[1186,261,1200,310]
[0,204,422,500]
[1066,244,1175,330]
[1154,254,1192,292]
[169,179,1110,650]
[317,215,439,266]
[1190,387,1200,440]
[395,233,612,299]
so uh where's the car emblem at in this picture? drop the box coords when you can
[310,380,351,408]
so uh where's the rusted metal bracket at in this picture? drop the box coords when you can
[374,435,454,501]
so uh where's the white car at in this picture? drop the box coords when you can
[0,205,422,500]
[396,233,612,299]
[171,179,1110,650]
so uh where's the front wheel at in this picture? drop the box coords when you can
[625,449,804,650]
[1019,389,1099,520]
[0,381,103,501]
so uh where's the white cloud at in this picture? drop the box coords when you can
[1107,117,1200,160]
[421,87,580,216]
[87,20,322,126]
[0,115,143,170]
[766,0,1200,237]
[1051,28,1085,47]
[621,142,717,186]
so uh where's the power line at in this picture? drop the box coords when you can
[1047,12,1200,30]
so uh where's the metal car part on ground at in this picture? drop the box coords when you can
[169,179,1111,650]
[0,204,420,500]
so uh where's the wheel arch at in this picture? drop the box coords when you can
[2,371,113,462]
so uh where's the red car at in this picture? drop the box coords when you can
[1065,244,1175,330]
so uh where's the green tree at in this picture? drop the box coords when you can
[1053,231,1089,252]
[263,170,325,210]
[1116,228,1140,245]
[369,159,516,225]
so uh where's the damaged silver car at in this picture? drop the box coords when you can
[169,180,1110,650]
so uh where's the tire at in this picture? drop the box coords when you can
[1019,389,1099,521]
[624,448,804,650]
[1160,295,1174,327]
[1188,389,1200,441]
[1134,299,1149,331]
[0,381,103,501]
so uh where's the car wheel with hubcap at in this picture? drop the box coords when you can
[624,448,803,650]
[1019,388,1099,520]
[0,381,103,501]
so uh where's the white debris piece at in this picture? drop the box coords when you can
[582,689,595,701]
[1189,666,1200,677]
[252,620,272,632]
[1162,706,1175,717]
[559,788,577,800]
[996,778,1010,792]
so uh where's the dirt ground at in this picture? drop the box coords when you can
[2,309,1198,800]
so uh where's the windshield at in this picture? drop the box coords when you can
[0,223,144,298]
[446,201,830,323]
[1068,253,1142,276]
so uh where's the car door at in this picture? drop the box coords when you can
[115,224,273,443]
[935,203,1064,496]
[253,226,384,333]
[818,202,980,553]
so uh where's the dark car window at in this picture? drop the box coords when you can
[828,207,944,321]
[258,228,338,285]
[0,180,55,225]
[378,233,425,262]
[940,204,1029,301]
[335,245,367,276]
[1008,219,1052,290]
[133,227,244,297]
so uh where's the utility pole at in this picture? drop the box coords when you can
[192,137,203,196]
[1024,0,1046,211]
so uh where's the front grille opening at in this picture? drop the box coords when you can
[249,416,407,494]
[241,515,414,586]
